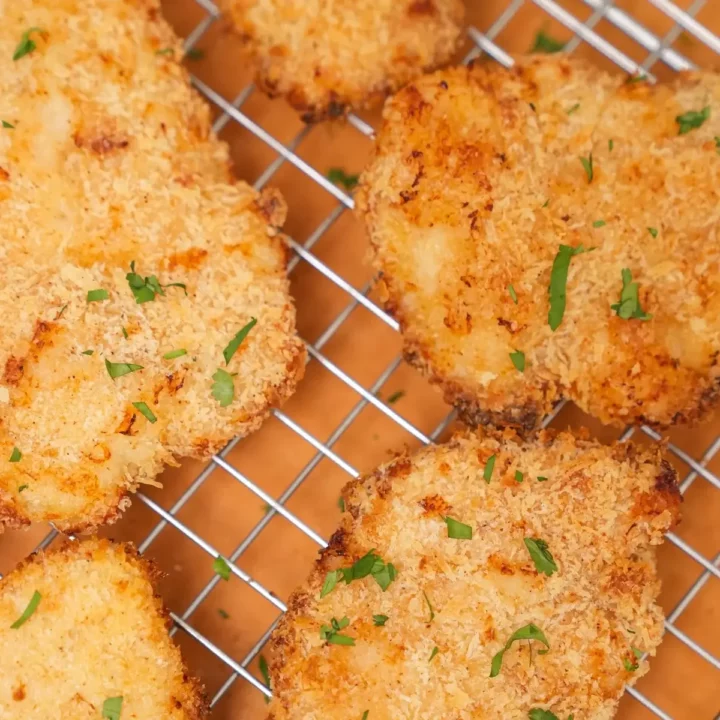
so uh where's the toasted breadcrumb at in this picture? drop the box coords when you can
[0,0,305,532]
[219,0,465,122]
[357,56,720,430]
[267,429,680,719]
[0,537,207,719]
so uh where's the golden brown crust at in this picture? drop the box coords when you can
[0,0,305,533]
[358,56,720,430]
[266,428,680,719]
[219,0,465,122]
[0,537,209,719]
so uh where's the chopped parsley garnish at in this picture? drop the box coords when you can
[524,538,558,576]
[18,484,28,492]
[13,28,44,61]
[490,623,549,677]
[121,326,128,339]
[126,261,186,304]
[211,368,235,407]
[82,350,94,356]
[101,696,123,720]
[515,470,524,483]
[676,106,710,135]
[320,550,398,597]
[320,616,355,645]
[624,646,643,671]
[105,359,143,380]
[9,447,21,462]
[483,454,496,483]
[163,348,187,360]
[155,47,174,56]
[608,139,614,152]
[337,496,345,512]
[132,402,157,424]
[386,390,405,404]
[508,284,518,304]
[10,590,41,629]
[610,268,652,321]
[2,121,14,129]
[566,103,580,115]
[87,289,109,302]
[530,30,565,53]
[429,646,439,661]
[715,136,720,154]
[548,244,592,331]
[258,654,271,703]
[362,713,369,720]
[223,318,257,364]
[373,614,389,626]
[593,220,606,228]
[423,591,435,622]
[217,608,230,619]
[529,710,573,720]
[579,153,593,182]
[185,47,205,60]
[627,74,648,84]
[327,168,359,191]
[537,476,548,482]
[213,556,231,581]
[541,199,549,208]
[509,350,525,372]
[648,227,658,238]
[444,516,473,540]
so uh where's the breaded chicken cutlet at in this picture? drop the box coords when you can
[357,56,720,431]
[0,0,305,533]
[267,430,680,719]
[0,537,207,719]
[219,0,465,122]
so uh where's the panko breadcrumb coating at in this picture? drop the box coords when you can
[357,55,720,431]
[0,0,305,533]
[0,538,207,719]
[267,429,680,720]
[219,0,465,122]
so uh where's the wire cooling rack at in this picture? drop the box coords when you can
[2,1,719,718]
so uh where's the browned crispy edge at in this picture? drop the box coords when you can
[1,538,210,720]
[265,429,681,717]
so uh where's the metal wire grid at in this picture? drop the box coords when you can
[2,0,718,717]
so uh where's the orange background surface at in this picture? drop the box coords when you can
[1,1,719,718]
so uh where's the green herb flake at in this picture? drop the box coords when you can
[715,136,720,154]
[483,454,496,483]
[2,121,14,129]
[566,103,580,115]
[82,350,94,356]
[676,106,710,135]
[548,244,592,331]
[321,551,398,597]
[337,496,345,512]
[490,623,550,677]
[373,614,389,626]
[422,591,435,622]
[9,447,22,463]
[211,368,235,407]
[608,138,614,152]
[627,73,648,84]
[132,401,157,424]
[18,484,28,492]
[593,220,606,228]
[362,712,369,720]
[213,556,231,581]
[510,350,525,372]
[185,47,204,60]
[524,538,558,576]
[579,153,593,182]
[223,318,257,364]
[217,608,230,619]
[320,616,355,646]
[542,199,549,208]
[13,27,44,61]
[87,288,109,303]
[121,326,128,339]
[105,359,144,380]
[530,30,565,53]
[610,268,652,321]
[623,657,639,672]
[537,476,548,482]
[386,390,405,404]
[429,646,439,662]
[515,470,524,483]
[259,654,271,703]
[508,284,518,304]
[320,570,341,598]
[648,227,658,238]
[163,348,187,360]
[327,168,359,191]
[101,696,123,720]
[444,516,473,540]
[528,710,566,720]
[10,590,41,629]
[155,47,174,56]
[126,261,186,304]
